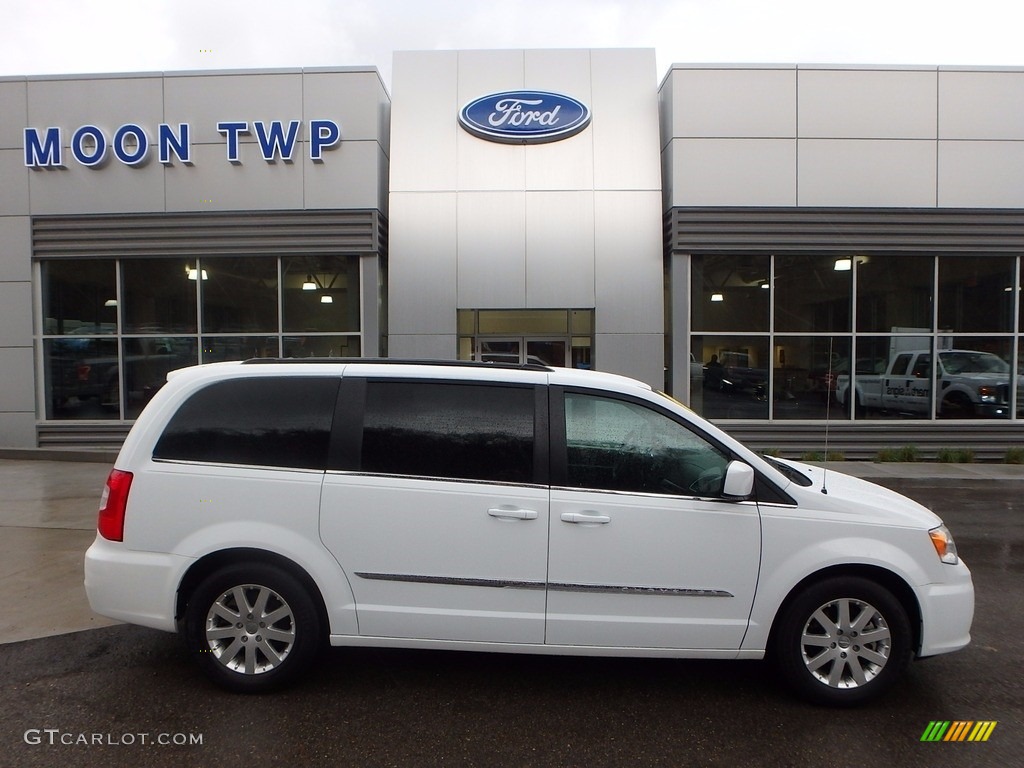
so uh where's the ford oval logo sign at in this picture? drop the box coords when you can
[459,91,591,144]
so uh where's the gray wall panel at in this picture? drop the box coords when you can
[525,49,593,97]
[798,69,937,138]
[526,191,595,308]
[302,70,389,145]
[28,154,164,215]
[457,49,525,104]
[670,138,796,207]
[164,143,302,212]
[303,140,385,210]
[0,80,27,150]
[0,412,35,448]
[389,51,458,192]
[387,192,457,335]
[1,150,30,215]
[798,139,936,207]
[26,76,164,139]
[668,67,796,139]
[590,49,661,191]
[163,73,303,146]
[939,70,1024,140]
[0,216,31,281]
[594,333,663,390]
[0,282,32,346]
[387,334,454,360]
[456,192,526,308]
[938,141,1024,207]
[594,191,663,334]
[0,346,34,411]
[456,132,525,191]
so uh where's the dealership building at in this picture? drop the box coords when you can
[2,49,1023,455]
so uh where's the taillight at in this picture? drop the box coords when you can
[98,469,133,542]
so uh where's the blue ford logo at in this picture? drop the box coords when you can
[459,90,591,144]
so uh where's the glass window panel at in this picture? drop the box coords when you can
[361,382,535,483]
[570,310,594,335]
[839,337,925,420]
[282,334,360,358]
[122,337,198,419]
[478,310,568,335]
[41,260,117,335]
[201,336,280,362]
[1018,339,1024,418]
[154,377,339,469]
[856,255,934,333]
[200,256,278,333]
[526,339,566,367]
[772,336,851,420]
[43,337,120,419]
[564,393,729,496]
[457,310,474,335]
[282,256,360,333]
[691,255,769,332]
[938,256,1015,333]
[122,259,198,333]
[774,256,851,333]
[689,335,769,419]
[937,339,1014,419]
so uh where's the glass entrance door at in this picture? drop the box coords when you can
[476,338,569,367]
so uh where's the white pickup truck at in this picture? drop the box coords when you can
[836,349,1019,418]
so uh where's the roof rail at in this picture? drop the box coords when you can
[240,357,555,372]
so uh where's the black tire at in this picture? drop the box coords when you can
[940,393,974,419]
[184,562,322,693]
[771,576,911,706]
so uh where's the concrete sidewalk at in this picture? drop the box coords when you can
[1,457,1022,646]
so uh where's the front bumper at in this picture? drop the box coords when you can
[918,560,975,657]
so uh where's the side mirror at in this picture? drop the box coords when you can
[722,460,755,500]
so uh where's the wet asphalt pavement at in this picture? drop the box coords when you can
[1,476,1021,767]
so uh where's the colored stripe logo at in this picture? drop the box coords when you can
[921,721,997,742]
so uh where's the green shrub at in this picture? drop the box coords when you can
[761,448,783,458]
[1005,447,1024,464]
[937,448,976,463]
[825,451,846,462]
[876,445,918,462]
[801,451,823,462]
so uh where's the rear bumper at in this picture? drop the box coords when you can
[84,535,191,633]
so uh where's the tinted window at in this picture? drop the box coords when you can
[154,377,339,469]
[361,382,535,483]
[564,393,729,496]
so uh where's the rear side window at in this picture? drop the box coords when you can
[154,377,339,469]
[361,381,535,484]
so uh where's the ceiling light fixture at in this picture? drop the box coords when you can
[303,274,317,291]
[711,293,724,302]
[320,295,333,304]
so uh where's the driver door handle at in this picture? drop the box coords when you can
[560,511,611,525]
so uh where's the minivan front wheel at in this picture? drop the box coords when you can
[185,563,321,692]
[772,576,911,706]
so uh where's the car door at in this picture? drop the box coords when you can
[546,388,761,650]
[319,375,550,643]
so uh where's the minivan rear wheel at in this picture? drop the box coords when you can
[185,563,321,692]
[772,576,911,706]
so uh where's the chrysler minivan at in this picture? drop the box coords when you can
[84,359,973,705]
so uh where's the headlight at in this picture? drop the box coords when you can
[929,525,959,565]
[977,385,998,402]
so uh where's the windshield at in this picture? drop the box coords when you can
[939,351,1009,375]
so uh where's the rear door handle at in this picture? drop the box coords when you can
[488,507,538,521]
[560,512,611,525]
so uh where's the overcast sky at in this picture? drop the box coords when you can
[0,0,1019,90]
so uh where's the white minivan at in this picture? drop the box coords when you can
[84,360,974,705]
